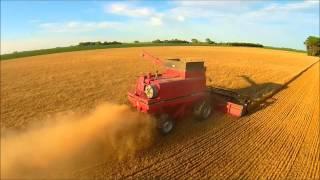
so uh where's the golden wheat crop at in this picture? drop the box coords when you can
[1,46,318,179]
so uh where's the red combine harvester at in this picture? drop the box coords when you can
[128,51,251,134]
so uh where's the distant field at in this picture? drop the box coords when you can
[1,46,318,179]
[0,43,306,60]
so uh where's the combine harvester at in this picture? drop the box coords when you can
[128,51,251,134]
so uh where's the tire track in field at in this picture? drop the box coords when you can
[232,76,315,178]
[269,83,317,179]
[285,66,319,179]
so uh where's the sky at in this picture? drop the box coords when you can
[1,0,319,54]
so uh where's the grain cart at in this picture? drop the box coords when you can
[128,51,250,134]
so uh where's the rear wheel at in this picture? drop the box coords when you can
[193,100,212,120]
[158,114,174,135]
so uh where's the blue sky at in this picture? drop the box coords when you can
[1,0,319,54]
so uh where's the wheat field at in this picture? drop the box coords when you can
[1,46,319,179]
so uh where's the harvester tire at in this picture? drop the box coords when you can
[193,100,212,121]
[158,114,174,135]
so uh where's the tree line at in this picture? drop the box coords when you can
[151,39,189,44]
[304,36,320,56]
[78,41,122,46]
[4,37,318,60]
[76,37,320,56]
[149,38,263,47]
[77,38,264,48]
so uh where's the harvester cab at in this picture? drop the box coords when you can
[128,51,250,134]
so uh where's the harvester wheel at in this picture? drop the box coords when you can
[158,114,174,135]
[193,100,212,120]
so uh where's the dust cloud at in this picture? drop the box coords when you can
[1,103,156,178]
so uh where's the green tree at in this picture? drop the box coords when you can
[205,38,215,44]
[152,39,162,43]
[134,40,139,43]
[94,41,102,45]
[304,36,320,56]
[191,39,199,43]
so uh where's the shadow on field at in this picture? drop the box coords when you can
[236,75,284,98]
[232,75,286,114]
